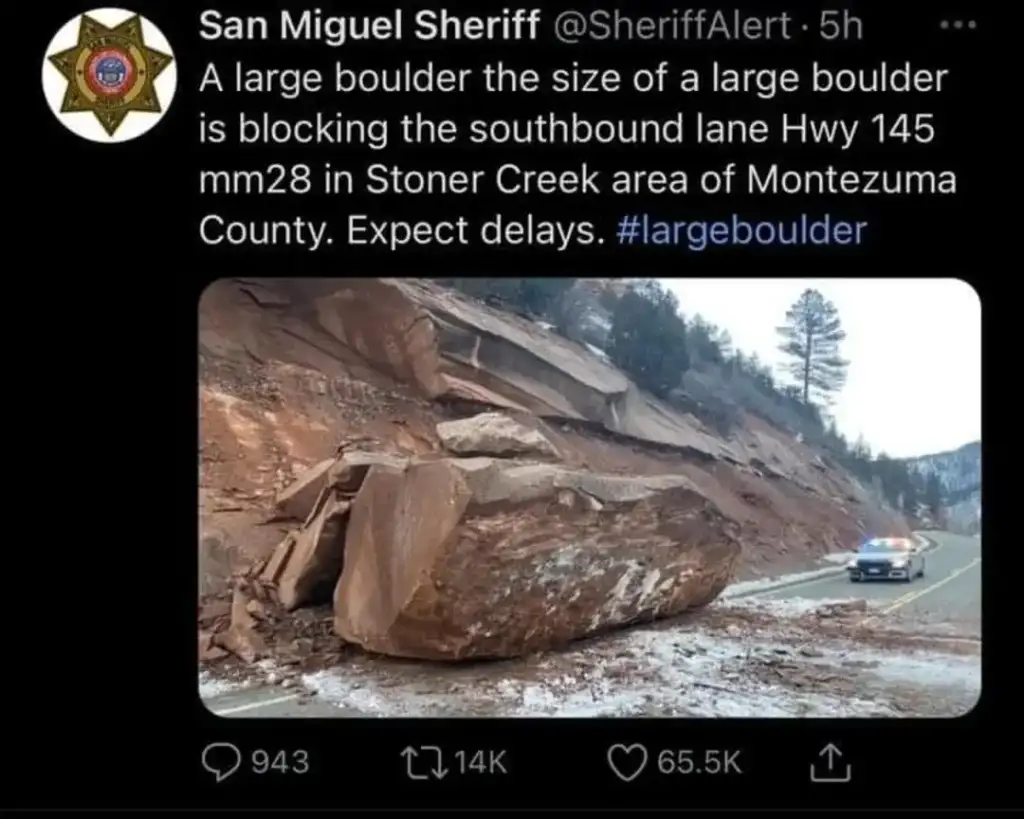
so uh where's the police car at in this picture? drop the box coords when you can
[846,537,925,582]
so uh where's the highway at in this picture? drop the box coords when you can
[200,530,981,718]
[752,531,981,631]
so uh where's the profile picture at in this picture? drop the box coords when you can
[42,8,176,142]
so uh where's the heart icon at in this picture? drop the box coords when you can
[607,743,648,782]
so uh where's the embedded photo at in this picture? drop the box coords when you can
[198,277,981,718]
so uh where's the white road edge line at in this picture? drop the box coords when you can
[210,693,299,716]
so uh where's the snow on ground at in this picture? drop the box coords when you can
[288,596,980,719]
[198,659,282,698]
[199,670,253,698]
[719,566,845,599]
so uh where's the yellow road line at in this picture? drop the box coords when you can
[879,557,982,616]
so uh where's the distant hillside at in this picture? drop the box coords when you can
[904,441,981,533]
[437,277,971,534]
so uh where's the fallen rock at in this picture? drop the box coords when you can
[273,459,335,521]
[292,638,315,657]
[199,630,230,662]
[250,580,273,602]
[215,625,268,664]
[335,435,381,456]
[328,450,408,494]
[261,533,297,585]
[277,492,352,611]
[334,457,741,660]
[436,412,560,460]
[817,600,868,618]
[198,599,231,625]
[246,598,272,620]
[231,588,256,630]
[210,588,270,663]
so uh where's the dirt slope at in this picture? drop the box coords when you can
[198,278,907,598]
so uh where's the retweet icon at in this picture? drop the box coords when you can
[42,8,176,142]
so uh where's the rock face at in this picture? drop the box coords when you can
[308,278,447,398]
[436,412,560,459]
[333,456,741,660]
[904,441,981,534]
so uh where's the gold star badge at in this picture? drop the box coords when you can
[47,13,173,137]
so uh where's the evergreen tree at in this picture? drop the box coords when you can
[686,314,725,365]
[924,472,946,518]
[515,278,575,316]
[443,278,574,319]
[608,280,690,398]
[776,289,850,405]
[902,472,921,517]
[852,434,872,461]
[715,329,734,360]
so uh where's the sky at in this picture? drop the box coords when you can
[660,279,981,459]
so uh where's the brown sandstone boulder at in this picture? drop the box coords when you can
[261,451,409,609]
[328,450,408,493]
[261,532,297,585]
[277,491,352,611]
[214,588,269,663]
[273,459,334,521]
[436,412,560,460]
[333,457,742,660]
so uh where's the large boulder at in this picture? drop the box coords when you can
[273,459,335,521]
[263,451,409,609]
[277,490,352,611]
[436,412,559,459]
[333,457,742,660]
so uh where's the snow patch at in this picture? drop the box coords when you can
[199,670,254,698]
[720,566,845,599]
[717,595,880,619]
[287,598,979,718]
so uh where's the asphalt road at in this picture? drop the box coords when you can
[754,531,982,630]
[200,685,361,718]
[200,531,981,718]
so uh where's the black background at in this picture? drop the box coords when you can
[21,0,1003,811]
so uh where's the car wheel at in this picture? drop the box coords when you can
[849,575,860,583]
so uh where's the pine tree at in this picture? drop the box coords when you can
[852,434,871,460]
[776,289,850,405]
[902,470,921,516]
[924,472,945,518]
[715,329,734,360]
[686,314,725,365]
[607,280,690,398]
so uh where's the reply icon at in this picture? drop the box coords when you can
[202,742,243,783]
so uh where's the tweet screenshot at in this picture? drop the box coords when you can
[33,1,994,812]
